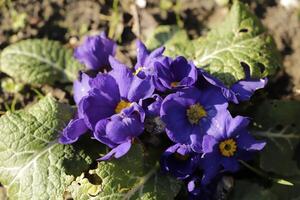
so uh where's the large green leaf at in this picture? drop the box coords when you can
[170,2,279,86]
[145,3,281,86]
[0,96,92,200]
[68,143,182,200]
[229,180,277,200]
[0,39,83,85]
[252,100,300,176]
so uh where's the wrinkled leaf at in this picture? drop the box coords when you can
[0,96,92,200]
[253,100,300,176]
[0,39,83,85]
[229,180,278,200]
[193,2,280,85]
[68,143,182,200]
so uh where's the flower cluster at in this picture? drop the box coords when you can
[59,33,266,199]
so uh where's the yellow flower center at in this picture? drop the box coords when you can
[115,100,131,113]
[133,67,143,75]
[186,103,207,125]
[219,139,237,157]
[171,82,179,87]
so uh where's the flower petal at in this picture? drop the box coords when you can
[98,141,132,161]
[202,135,218,154]
[59,118,88,144]
[108,56,134,98]
[106,114,144,144]
[236,132,266,151]
[226,115,250,138]
[201,153,221,185]
[221,157,240,172]
[135,40,149,69]
[127,76,155,102]
[89,74,120,101]
[74,33,116,70]
[73,72,91,105]
[79,88,116,129]
[94,119,116,148]
[231,78,267,102]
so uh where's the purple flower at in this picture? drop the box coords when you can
[79,65,153,130]
[73,72,92,105]
[96,104,144,160]
[156,56,197,90]
[133,40,170,91]
[201,110,266,184]
[198,69,267,104]
[160,87,228,152]
[161,144,200,180]
[74,33,116,70]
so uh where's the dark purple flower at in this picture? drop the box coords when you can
[133,40,170,91]
[73,72,92,105]
[74,32,116,70]
[161,144,200,180]
[198,69,267,104]
[79,65,152,130]
[156,56,197,90]
[160,87,228,152]
[201,110,266,184]
[96,104,144,160]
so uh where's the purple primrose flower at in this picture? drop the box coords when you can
[133,40,172,91]
[201,110,266,184]
[74,32,117,70]
[160,87,228,152]
[156,56,197,90]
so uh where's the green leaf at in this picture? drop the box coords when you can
[0,39,83,85]
[193,2,281,85]
[0,96,93,200]
[145,25,194,58]
[229,180,278,200]
[252,100,300,176]
[68,143,182,200]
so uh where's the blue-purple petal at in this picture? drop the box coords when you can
[59,118,88,144]
[73,72,91,105]
[74,33,116,70]
[98,141,132,161]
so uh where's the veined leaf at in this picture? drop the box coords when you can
[229,180,278,200]
[156,2,280,86]
[194,2,281,85]
[68,143,182,200]
[0,39,83,85]
[0,96,92,200]
[253,100,300,176]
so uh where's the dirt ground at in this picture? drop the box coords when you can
[0,0,300,199]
